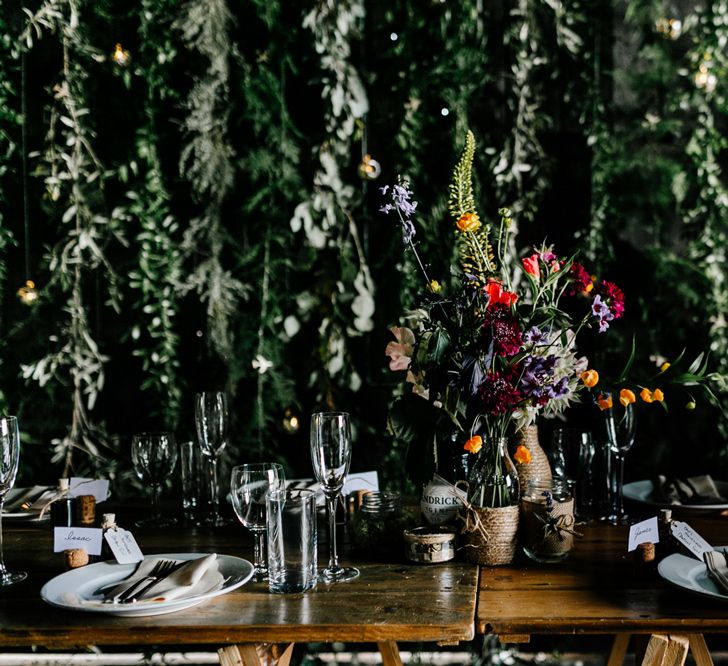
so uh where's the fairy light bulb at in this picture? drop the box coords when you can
[695,60,717,92]
[112,43,130,67]
[17,280,39,306]
[655,17,682,40]
[357,154,382,181]
[282,409,301,434]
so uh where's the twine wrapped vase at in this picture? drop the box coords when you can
[513,424,552,496]
[461,437,520,566]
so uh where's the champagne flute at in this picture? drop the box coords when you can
[230,463,285,581]
[195,391,231,526]
[0,416,27,586]
[131,432,178,527]
[310,412,359,583]
[603,398,636,525]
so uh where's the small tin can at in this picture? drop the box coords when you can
[403,526,457,564]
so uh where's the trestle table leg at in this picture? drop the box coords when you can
[377,641,403,666]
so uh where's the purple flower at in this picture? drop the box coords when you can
[591,294,614,333]
[547,376,570,399]
[540,250,557,263]
[380,181,419,245]
[523,326,545,344]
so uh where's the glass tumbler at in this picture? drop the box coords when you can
[266,489,317,594]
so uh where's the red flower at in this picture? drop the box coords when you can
[570,262,593,295]
[482,304,523,357]
[485,279,518,308]
[596,280,625,319]
[478,370,522,415]
[522,253,540,278]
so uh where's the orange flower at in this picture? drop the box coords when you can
[463,435,483,454]
[513,444,531,464]
[597,393,613,410]
[619,388,636,407]
[652,388,664,402]
[580,369,599,388]
[660,362,671,372]
[456,212,481,232]
[640,388,654,403]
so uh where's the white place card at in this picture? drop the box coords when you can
[628,516,659,552]
[671,520,713,559]
[53,527,103,556]
[343,471,379,495]
[104,529,144,564]
[69,477,110,502]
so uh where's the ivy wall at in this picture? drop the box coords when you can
[0,0,726,488]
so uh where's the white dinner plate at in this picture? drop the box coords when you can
[623,480,728,511]
[40,553,253,617]
[658,550,728,603]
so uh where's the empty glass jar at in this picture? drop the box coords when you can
[520,478,576,563]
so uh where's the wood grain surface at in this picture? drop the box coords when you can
[0,521,477,648]
[477,515,728,636]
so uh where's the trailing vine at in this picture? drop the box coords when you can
[19,0,122,473]
[175,0,247,364]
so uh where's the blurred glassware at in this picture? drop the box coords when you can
[549,428,597,521]
[230,462,285,581]
[195,391,230,526]
[131,432,178,528]
[0,416,27,586]
[603,398,636,525]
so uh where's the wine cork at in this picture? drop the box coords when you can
[65,548,89,569]
[636,542,656,563]
[76,495,96,526]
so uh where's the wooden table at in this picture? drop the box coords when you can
[0,521,478,665]
[477,515,728,666]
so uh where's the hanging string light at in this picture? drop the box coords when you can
[655,17,682,40]
[111,43,131,68]
[282,408,301,434]
[695,55,717,92]
[357,116,381,182]
[17,53,38,307]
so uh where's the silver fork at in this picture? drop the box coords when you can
[112,559,181,604]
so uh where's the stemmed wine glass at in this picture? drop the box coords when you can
[310,411,359,583]
[230,463,285,581]
[131,432,178,527]
[603,398,636,525]
[0,416,27,586]
[195,391,230,526]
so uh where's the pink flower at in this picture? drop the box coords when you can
[385,326,415,371]
[522,253,540,278]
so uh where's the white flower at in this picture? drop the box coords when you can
[252,354,273,374]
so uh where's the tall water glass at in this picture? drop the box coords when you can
[0,416,26,586]
[549,428,597,521]
[230,463,285,581]
[131,432,178,527]
[310,412,359,583]
[267,489,317,593]
[195,391,230,526]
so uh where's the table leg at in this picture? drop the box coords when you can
[218,644,295,666]
[687,634,714,666]
[663,635,689,666]
[377,641,403,666]
[639,634,668,666]
[608,633,631,666]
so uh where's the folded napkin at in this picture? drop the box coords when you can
[105,554,222,603]
[653,475,726,505]
[703,550,728,595]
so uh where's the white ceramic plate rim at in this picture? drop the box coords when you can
[40,552,253,615]
[658,549,728,602]
[623,479,728,511]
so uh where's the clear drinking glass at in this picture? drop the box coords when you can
[0,416,27,586]
[267,488,317,593]
[195,391,230,526]
[131,432,178,527]
[230,463,285,581]
[310,411,359,583]
[603,398,636,525]
[549,428,597,521]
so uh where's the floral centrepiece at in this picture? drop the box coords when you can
[383,130,624,507]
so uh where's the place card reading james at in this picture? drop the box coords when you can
[628,516,659,552]
[53,527,103,556]
[671,520,713,559]
[104,529,144,564]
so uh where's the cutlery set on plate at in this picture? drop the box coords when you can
[703,550,728,594]
[103,558,184,604]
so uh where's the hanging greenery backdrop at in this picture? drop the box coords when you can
[0,0,726,487]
